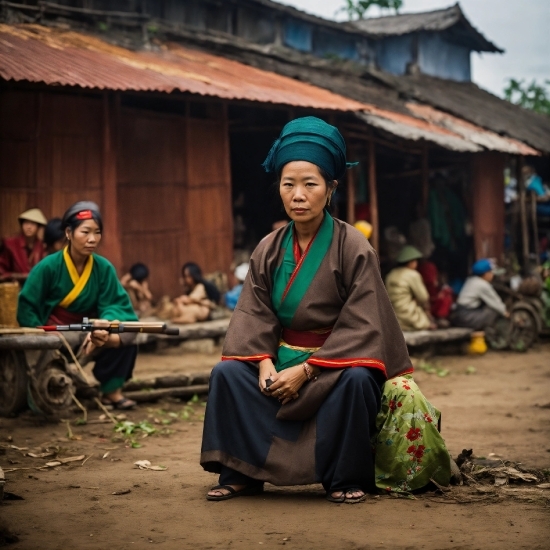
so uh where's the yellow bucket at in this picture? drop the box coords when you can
[468,331,487,355]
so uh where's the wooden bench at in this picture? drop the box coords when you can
[402,327,473,347]
[143,318,472,350]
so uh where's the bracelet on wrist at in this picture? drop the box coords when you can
[302,362,317,382]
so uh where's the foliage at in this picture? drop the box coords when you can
[503,79,550,116]
[339,0,403,20]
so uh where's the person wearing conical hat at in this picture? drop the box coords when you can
[385,245,434,331]
[0,208,47,283]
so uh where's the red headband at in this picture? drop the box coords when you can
[75,210,93,220]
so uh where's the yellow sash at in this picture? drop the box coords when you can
[59,247,94,309]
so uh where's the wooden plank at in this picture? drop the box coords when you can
[123,384,209,403]
[403,327,472,347]
[0,335,63,350]
[145,318,230,342]
[368,139,379,251]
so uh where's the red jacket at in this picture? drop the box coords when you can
[0,234,45,279]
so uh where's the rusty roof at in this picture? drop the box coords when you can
[0,24,366,111]
[0,24,540,156]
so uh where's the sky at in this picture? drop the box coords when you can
[274,0,550,97]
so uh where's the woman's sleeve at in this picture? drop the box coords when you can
[97,260,139,322]
[307,234,412,379]
[17,262,52,327]
[221,239,281,362]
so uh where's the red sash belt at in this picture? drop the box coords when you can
[281,327,332,348]
[48,306,94,325]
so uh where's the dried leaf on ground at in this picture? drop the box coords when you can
[134,460,167,471]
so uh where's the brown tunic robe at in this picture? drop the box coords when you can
[222,218,412,379]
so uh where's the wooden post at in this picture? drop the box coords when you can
[530,192,539,267]
[100,92,123,271]
[516,156,529,274]
[421,146,429,216]
[368,139,379,251]
[347,152,356,226]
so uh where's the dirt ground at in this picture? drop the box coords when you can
[1,343,550,550]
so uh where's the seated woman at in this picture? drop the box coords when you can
[0,208,47,283]
[385,246,435,331]
[171,262,220,324]
[17,202,139,410]
[450,259,508,330]
[201,117,451,503]
[120,262,153,316]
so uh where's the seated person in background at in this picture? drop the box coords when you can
[44,217,67,255]
[0,208,47,283]
[171,262,221,324]
[524,165,550,216]
[385,246,434,331]
[450,259,508,331]
[121,262,153,315]
[417,259,454,325]
[224,262,249,311]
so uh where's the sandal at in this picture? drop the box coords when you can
[101,397,137,410]
[327,488,367,504]
[206,484,264,501]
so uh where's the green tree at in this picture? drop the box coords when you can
[339,0,403,20]
[504,78,550,116]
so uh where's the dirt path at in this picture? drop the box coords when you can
[1,345,550,549]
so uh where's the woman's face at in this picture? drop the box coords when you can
[68,220,101,257]
[21,221,39,239]
[279,161,334,224]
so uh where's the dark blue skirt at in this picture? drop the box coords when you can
[200,360,384,493]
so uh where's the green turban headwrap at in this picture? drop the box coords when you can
[262,116,357,180]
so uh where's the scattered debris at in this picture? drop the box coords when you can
[456,449,548,487]
[27,451,55,459]
[134,460,167,471]
[112,489,131,495]
[45,455,86,467]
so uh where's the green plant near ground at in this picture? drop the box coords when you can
[113,420,156,448]
[416,360,450,377]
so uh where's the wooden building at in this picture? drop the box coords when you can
[1,1,550,294]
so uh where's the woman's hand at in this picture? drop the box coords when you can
[258,358,276,395]
[269,365,308,405]
[83,319,120,354]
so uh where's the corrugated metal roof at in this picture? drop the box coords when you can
[0,24,538,156]
[0,24,366,111]
[406,103,539,156]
